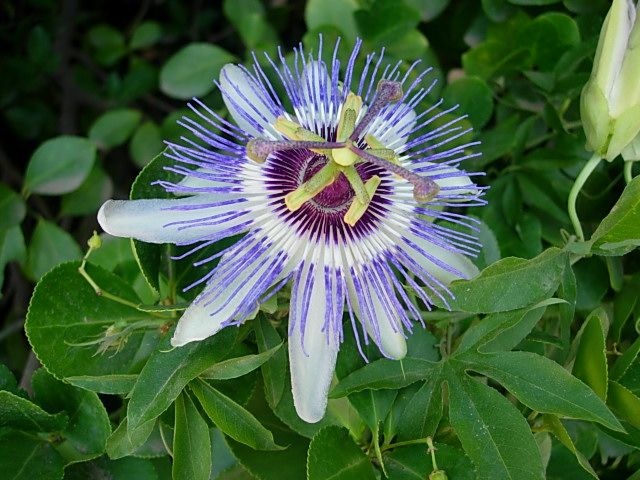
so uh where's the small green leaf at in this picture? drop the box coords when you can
[223,0,279,51]
[255,316,287,408]
[0,184,26,230]
[60,163,113,216]
[89,108,142,150]
[26,219,83,280]
[23,135,96,196]
[305,0,359,46]
[126,328,236,431]
[434,248,568,313]
[191,379,283,451]
[160,43,234,100]
[64,456,159,480]
[129,121,164,168]
[173,392,212,480]
[0,226,26,295]
[395,372,444,441]
[307,426,377,480]
[442,76,494,129]
[0,430,64,480]
[65,374,138,394]
[87,24,126,66]
[201,343,282,380]
[572,308,608,401]
[460,351,622,431]
[591,175,640,256]
[608,381,640,430]
[31,368,111,464]
[447,368,545,480]
[0,390,68,432]
[130,21,162,50]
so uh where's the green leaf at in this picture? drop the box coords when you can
[25,261,149,384]
[0,184,26,230]
[395,372,444,441]
[608,381,640,430]
[255,316,287,409]
[200,343,282,380]
[572,308,608,401]
[130,21,162,50]
[88,108,142,150]
[591,175,640,256]
[613,335,640,384]
[447,368,545,480]
[385,443,475,480]
[191,379,283,451]
[307,426,377,480]
[460,351,623,431]
[0,226,26,295]
[64,374,137,394]
[23,135,96,195]
[126,327,236,431]
[64,455,159,480]
[0,430,64,480]
[434,248,568,313]
[31,368,111,464]
[60,163,113,216]
[129,121,164,168]
[159,43,235,100]
[331,358,437,398]
[223,0,279,51]
[106,417,157,459]
[456,298,564,355]
[87,24,126,66]
[543,414,598,479]
[442,76,494,130]
[26,219,83,280]
[173,392,212,480]
[305,0,359,47]
[0,390,68,432]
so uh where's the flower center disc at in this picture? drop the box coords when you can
[302,155,354,212]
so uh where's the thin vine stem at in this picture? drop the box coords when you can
[567,153,602,242]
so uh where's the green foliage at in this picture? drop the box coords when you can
[3,1,640,479]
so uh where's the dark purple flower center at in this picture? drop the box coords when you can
[302,155,354,212]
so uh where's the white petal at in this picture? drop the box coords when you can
[289,261,339,423]
[345,267,407,359]
[297,61,332,128]
[98,196,249,244]
[175,168,237,195]
[367,105,417,149]
[220,64,279,138]
[400,230,479,284]
[171,288,226,347]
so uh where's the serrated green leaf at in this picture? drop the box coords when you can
[542,414,598,479]
[173,392,211,480]
[395,371,444,441]
[433,248,568,313]
[159,43,234,100]
[126,327,236,431]
[612,335,640,382]
[25,261,151,384]
[65,374,137,394]
[89,108,142,149]
[0,390,68,432]
[608,381,640,430]
[447,366,545,480]
[572,308,608,401]
[307,426,377,480]
[201,343,282,380]
[191,379,283,451]
[0,430,64,480]
[460,351,622,431]
[31,368,111,464]
[23,135,96,196]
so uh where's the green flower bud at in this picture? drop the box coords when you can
[428,470,448,480]
[581,0,640,161]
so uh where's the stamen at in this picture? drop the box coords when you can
[344,175,381,226]
[349,80,403,141]
[285,162,339,211]
[246,138,344,163]
[349,145,440,202]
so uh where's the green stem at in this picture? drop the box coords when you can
[624,160,634,184]
[567,153,602,242]
[380,437,429,453]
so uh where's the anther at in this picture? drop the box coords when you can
[349,80,403,141]
[349,145,440,202]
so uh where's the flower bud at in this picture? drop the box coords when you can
[581,0,640,161]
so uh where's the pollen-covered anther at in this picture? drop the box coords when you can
[344,175,382,226]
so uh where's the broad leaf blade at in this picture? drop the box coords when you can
[173,392,212,480]
[572,308,608,401]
